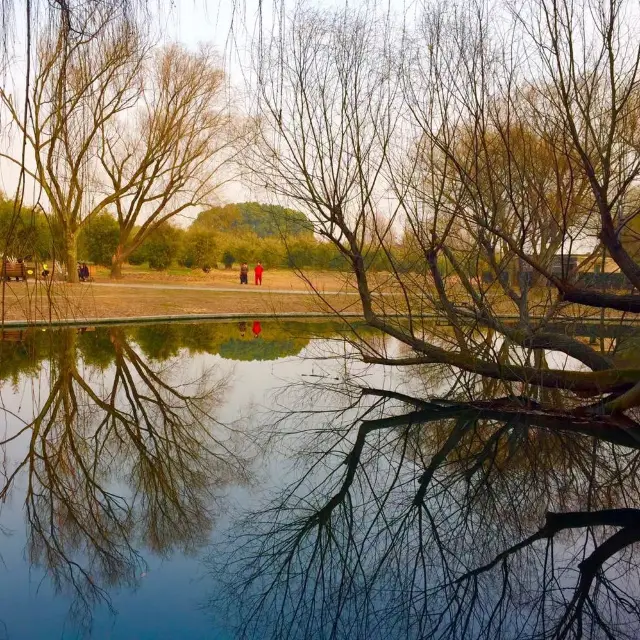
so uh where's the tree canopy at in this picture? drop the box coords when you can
[194,202,314,238]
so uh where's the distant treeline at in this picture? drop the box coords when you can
[124,202,354,270]
[0,198,400,271]
[121,202,356,270]
[0,197,518,275]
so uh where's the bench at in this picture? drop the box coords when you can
[0,329,26,342]
[2,261,27,281]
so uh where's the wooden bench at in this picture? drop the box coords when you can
[0,329,26,342]
[2,261,27,281]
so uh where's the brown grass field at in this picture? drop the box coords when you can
[0,265,631,325]
[92,265,357,292]
[0,269,363,323]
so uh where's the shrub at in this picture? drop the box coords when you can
[0,197,55,259]
[135,223,182,271]
[128,247,147,265]
[179,228,217,269]
[222,250,235,269]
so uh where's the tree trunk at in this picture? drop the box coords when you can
[561,286,640,313]
[110,260,123,279]
[64,230,78,283]
[110,244,126,279]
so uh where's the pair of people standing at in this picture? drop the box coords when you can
[239,262,264,285]
[238,320,262,338]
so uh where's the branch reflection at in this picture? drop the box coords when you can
[0,327,249,633]
[214,372,640,640]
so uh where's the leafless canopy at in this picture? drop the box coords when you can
[248,0,640,413]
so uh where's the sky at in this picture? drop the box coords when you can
[0,0,407,222]
[0,0,280,213]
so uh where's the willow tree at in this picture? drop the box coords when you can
[0,8,148,281]
[249,0,640,414]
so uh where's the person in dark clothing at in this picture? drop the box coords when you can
[78,263,89,282]
[240,262,249,284]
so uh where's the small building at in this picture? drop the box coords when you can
[483,253,629,290]
[517,254,577,287]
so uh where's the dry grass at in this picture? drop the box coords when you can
[95,265,357,292]
[1,266,629,325]
[0,280,362,323]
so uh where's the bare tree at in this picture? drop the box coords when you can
[249,0,640,412]
[0,7,148,281]
[100,44,238,278]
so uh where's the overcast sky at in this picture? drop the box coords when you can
[0,0,282,213]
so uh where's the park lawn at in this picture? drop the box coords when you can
[0,268,626,325]
[0,281,363,323]
[93,264,358,292]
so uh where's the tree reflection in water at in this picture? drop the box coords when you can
[213,369,640,640]
[0,327,250,634]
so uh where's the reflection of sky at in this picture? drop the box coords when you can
[0,329,397,639]
[0,322,632,638]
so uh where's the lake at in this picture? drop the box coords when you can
[0,319,639,639]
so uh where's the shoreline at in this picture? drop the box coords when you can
[3,311,640,329]
[0,312,365,329]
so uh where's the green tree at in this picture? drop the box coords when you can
[78,212,120,266]
[0,197,55,260]
[130,223,183,271]
[229,233,258,265]
[179,228,218,269]
[195,202,313,238]
[222,250,235,269]
[256,237,287,268]
[196,204,242,232]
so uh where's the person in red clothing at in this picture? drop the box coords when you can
[252,321,262,338]
[254,261,264,285]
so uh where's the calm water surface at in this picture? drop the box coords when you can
[0,320,639,639]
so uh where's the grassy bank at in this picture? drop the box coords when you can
[1,266,633,326]
[0,280,362,324]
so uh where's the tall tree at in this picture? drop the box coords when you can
[249,0,640,410]
[0,8,149,281]
[100,44,235,279]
